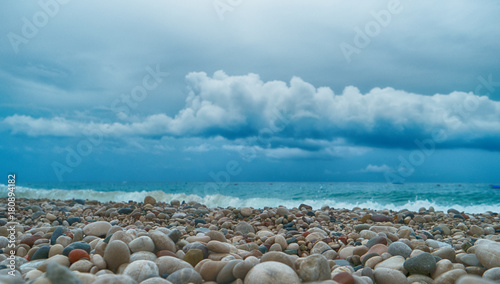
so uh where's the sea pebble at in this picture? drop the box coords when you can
[373,267,408,284]
[167,267,203,284]
[298,254,330,281]
[68,249,90,263]
[244,261,300,284]
[150,231,176,252]
[475,239,500,269]
[404,252,436,275]
[45,262,82,284]
[260,251,295,270]
[207,240,231,253]
[103,240,130,272]
[432,246,456,262]
[235,221,255,235]
[93,274,137,284]
[156,256,192,275]
[63,242,91,256]
[31,246,51,260]
[69,259,93,272]
[388,241,412,259]
[233,260,255,279]
[123,259,159,282]
[374,255,405,273]
[128,236,155,253]
[434,268,467,284]
[83,221,111,237]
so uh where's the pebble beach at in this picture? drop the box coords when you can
[1,196,500,284]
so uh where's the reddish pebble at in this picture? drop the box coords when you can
[68,249,90,263]
[20,235,43,247]
[302,231,310,237]
[333,272,354,284]
[338,235,348,245]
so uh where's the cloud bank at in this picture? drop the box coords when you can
[3,71,500,151]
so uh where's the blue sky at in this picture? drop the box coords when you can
[1,0,500,183]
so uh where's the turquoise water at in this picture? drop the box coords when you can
[1,182,498,213]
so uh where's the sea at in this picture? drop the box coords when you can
[1,182,499,214]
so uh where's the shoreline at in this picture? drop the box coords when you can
[1,197,500,283]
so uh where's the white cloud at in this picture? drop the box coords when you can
[3,71,500,151]
[360,164,393,173]
[184,144,215,152]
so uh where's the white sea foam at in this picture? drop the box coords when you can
[0,184,496,214]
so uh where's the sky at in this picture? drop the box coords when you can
[1,0,500,183]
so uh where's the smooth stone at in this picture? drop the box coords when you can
[333,271,355,284]
[130,251,157,262]
[483,267,500,281]
[46,262,82,284]
[366,236,387,248]
[20,235,43,247]
[334,259,351,267]
[67,217,81,225]
[432,246,456,262]
[373,267,408,284]
[69,259,93,272]
[103,240,130,273]
[49,244,64,258]
[244,261,300,284]
[68,249,90,263]
[365,256,383,269]
[260,251,295,270]
[241,207,252,217]
[150,231,176,252]
[168,229,182,243]
[435,269,467,284]
[432,259,454,279]
[128,236,155,253]
[91,254,106,269]
[123,260,159,282]
[198,260,227,281]
[144,195,156,205]
[83,221,111,237]
[407,274,434,284]
[93,274,137,284]
[404,252,436,275]
[167,267,203,284]
[183,242,208,258]
[360,230,378,239]
[461,253,481,267]
[298,254,330,282]
[388,242,412,259]
[31,246,51,260]
[362,244,388,261]
[371,214,391,222]
[374,256,405,273]
[354,224,371,232]
[233,260,255,279]
[457,275,497,284]
[235,221,255,235]
[216,259,242,283]
[311,241,332,255]
[63,242,91,256]
[156,256,192,275]
[50,227,65,245]
[207,240,231,253]
[141,277,172,284]
[475,240,500,269]
[184,249,204,267]
[204,231,226,243]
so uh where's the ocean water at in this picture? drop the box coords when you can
[1,182,499,214]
